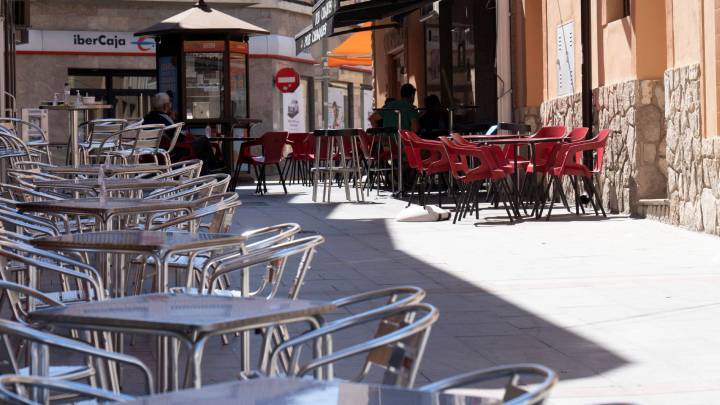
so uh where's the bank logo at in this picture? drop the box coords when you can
[132,36,154,52]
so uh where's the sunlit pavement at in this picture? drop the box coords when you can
[229,182,720,405]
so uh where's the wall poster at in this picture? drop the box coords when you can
[327,85,346,129]
[282,80,307,133]
[361,88,374,130]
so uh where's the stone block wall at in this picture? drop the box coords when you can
[665,64,720,235]
[538,80,666,215]
[594,80,666,214]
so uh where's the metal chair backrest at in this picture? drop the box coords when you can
[0,280,63,325]
[149,159,202,181]
[129,124,166,151]
[0,320,153,397]
[163,122,185,154]
[0,374,134,405]
[0,118,48,145]
[269,302,438,388]
[206,235,325,299]
[82,118,127,145]
[0,240,104,303]
[418,364,558,405]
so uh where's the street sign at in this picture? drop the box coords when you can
[275,67,301,93]
[296,0,338,52]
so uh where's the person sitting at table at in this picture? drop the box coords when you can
[144,93,216,174]
[375,84,420,132]
[418,94,449,139]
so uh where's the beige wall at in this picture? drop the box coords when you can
[536,0,668,101]
[542,0,582,100]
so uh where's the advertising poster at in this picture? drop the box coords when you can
[327,86,345,129]
[361,89,374,130]
[283,84,307,133]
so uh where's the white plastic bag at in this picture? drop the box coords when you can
[395,205,451,222]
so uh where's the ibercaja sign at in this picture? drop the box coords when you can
[17,30,156,55]
[296,0,338,53]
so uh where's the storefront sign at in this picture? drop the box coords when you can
[296,0,338,52]
[230,41,249,54]
[275,68,300,93]
[184,40,225,53]
[16,30,155,56]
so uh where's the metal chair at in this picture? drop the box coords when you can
[93,124,165,164]
[77,118,128,164]
[0,118,52,165]
[0,319,153,401]
[0,375,133,405]
[418,364,558,405]
[268,302,438,388]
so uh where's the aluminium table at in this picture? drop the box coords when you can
[44,163,171,177]
[30,293,335,392]
[17,197,197,231]
[33,178,179,197]
[120,377,500,404]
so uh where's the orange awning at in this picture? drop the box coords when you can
[328,29,372,68]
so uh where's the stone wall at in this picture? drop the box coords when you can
[540,93,583,129]
[665,64,720,235]
[594,80,666,213]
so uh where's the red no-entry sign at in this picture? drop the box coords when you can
[275,68,300,93]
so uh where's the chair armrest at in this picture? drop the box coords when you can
[418,363,557,405]
[331,286,425,309]
[0,375,135,403]
[0,280,64,307]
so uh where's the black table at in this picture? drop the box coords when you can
[121,377,500,404]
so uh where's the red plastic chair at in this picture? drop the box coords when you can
[237,131,289,195]
[504,126,566,165]
[542,129,610,219]
[439,136,517,223]
[400,130,450,207]
[283,132,313,185]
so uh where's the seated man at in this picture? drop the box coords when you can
[143,93,217,174]
[378,84,420,132]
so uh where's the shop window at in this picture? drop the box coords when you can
[67,69,156,119]
[111,76,156,90]
[604,0,630,24]
[183,42,224,120]
[68,75,106,90]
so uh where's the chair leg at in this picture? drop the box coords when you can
[276,163,288,194]
[581,176,600,216]
[587,175,607,217]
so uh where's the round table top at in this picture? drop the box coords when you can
[313,128,365,137]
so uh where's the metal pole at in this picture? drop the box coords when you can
[321,38,329,128]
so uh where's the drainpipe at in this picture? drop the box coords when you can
[580,0,592,132]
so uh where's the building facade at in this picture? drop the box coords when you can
[512,0,720,235]
[15,0,371,143]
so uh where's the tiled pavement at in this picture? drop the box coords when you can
[109,182,720,404]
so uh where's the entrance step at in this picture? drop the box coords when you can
[637,198,671,223]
